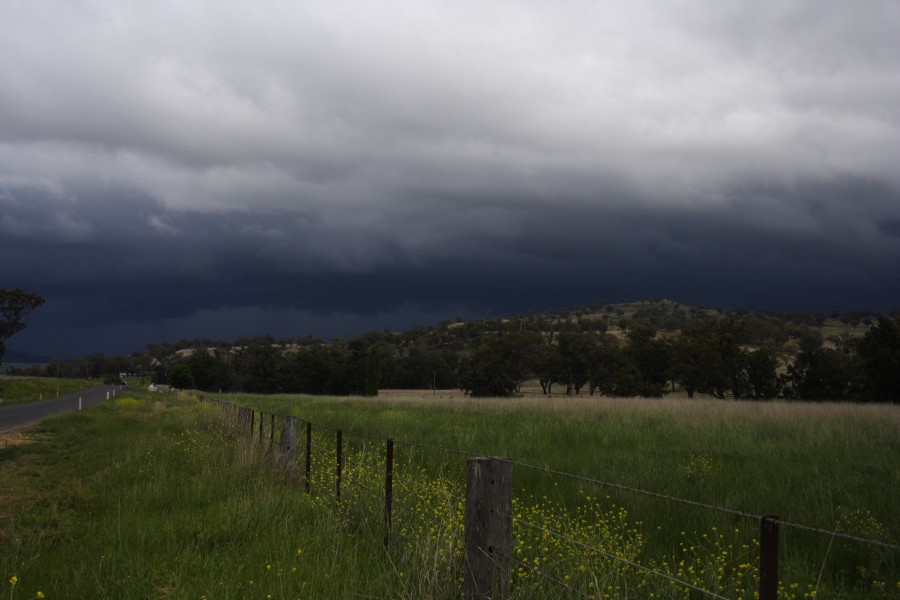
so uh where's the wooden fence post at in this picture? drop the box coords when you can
[279,416,298,467]
[239,407,251,434]
[464,457,513,600]
[259,412,265,445]
[250,410,256,438]
[759,515,779,600]
[269,414,275,451]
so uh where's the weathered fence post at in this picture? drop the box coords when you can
[269,414,275,451]
[305,421,312,492]
[279,416,298,467]
[464,457,513,600]
[759,515,780,600]
[259,412,265,445]
[235,407,253,436]
[239,407,251,434]
[384,438,394,545]
[250,410,256,438]
[336,429,343,500]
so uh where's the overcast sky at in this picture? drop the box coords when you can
[3,0,900,358]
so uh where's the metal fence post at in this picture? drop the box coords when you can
[464,457,513,600]
[760,515,780,600]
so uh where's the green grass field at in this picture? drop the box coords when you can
[231,392,900,597]
[0,377,94,407]
[1,391,898,599]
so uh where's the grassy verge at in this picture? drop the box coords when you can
[0,377,94,407]
[0,393,404,599]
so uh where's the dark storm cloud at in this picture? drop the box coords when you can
[3,1,900,356]
[879,219,900,239]
[5,175,898,350]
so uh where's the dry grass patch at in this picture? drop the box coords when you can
[344,390,900,430]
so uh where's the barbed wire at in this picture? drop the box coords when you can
[498,510,732,600]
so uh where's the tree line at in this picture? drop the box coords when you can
[6,299,900,403]
[7,290,900,402]
[456,316,900,403]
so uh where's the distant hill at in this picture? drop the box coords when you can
[524,299,879,338]
[130,299,887,360]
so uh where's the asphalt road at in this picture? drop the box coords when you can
[0,385,123,433]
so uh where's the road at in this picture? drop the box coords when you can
[0,385,123,434]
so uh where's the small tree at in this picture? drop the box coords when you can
[856,316,900,403]
[168,363,196,390]
[746,347,781,399]
[786,348,851,400]
[557,333,597,395]
[458,332,542,397]
[364,346,381,397]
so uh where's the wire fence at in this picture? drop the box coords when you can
[203,396,899,599]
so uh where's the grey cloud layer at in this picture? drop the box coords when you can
[4,1,899,209]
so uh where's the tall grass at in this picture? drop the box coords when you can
[2,392,898,598]
[226,392,900,598]
[234,394,899,527]
[1,394,403,599]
